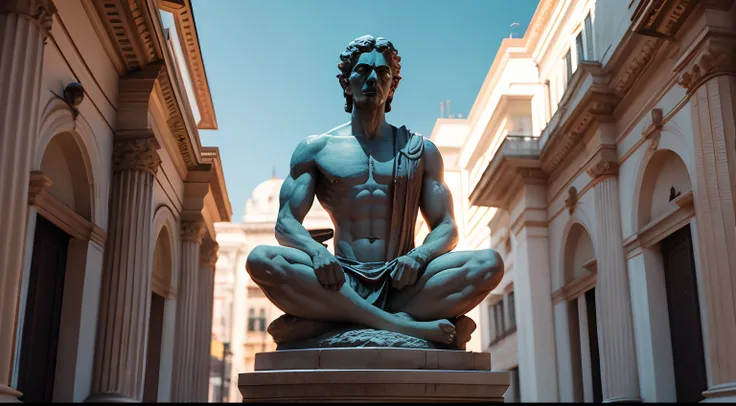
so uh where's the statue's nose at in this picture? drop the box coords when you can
[366,69,378,83]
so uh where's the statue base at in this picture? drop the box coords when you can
[239,348,510,403]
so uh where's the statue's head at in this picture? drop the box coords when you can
[337,35,402,113]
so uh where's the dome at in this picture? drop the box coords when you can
[243,176,332,226]
[243,177,284,223]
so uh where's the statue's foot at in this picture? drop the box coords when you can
[451,315,476,350]
[395,312,456,345]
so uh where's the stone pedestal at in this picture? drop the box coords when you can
[239,348,510,403]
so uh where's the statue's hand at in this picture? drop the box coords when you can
[311,248,345,291]
[391,251,428,290]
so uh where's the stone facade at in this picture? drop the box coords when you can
[0,0,231,402]
[419,0,736,402]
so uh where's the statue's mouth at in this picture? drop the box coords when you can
[362,89,377,96]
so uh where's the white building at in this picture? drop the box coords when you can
[212,175,333,402]
[423,0,736,402]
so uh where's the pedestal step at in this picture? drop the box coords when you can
[239,348,510,403]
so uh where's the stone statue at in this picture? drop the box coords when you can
[246,35,504,350]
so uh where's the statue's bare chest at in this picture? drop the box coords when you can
[315,137,396,188]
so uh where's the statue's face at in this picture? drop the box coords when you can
[346,49,393,111]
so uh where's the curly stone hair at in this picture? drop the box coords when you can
[337,35,402,113]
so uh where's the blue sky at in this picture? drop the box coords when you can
[192,0,540,222]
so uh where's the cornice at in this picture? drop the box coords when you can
[202,146,233,222]
[469,136,545,210]
[538,63,619,175]
[167,0,218,129]
[631,0,698,38]
[91,0,162,71]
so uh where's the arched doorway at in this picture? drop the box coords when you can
[636,149,705,403]
[144,226,175,402]
[562,223,601,403]
[16,131,93,402]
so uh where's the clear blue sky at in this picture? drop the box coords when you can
[192,0,540,222]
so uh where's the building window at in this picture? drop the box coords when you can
[565,49,573,83]
[575,32,585,66]
[258,308,267,331]
[508,291,516,331]
[584,13,595,60]
[247,308,256,331]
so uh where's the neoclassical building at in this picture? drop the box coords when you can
[422,0,736,402]
[211,174,333,402]
[0,0,231,403]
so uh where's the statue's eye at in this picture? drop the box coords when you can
[355,66,369,74]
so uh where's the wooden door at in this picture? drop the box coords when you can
[16,216,70,402]
[661,225,708,403]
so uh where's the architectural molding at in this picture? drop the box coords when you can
[156,68,200,168]
[0,0,57,35]
[112,136,162,175]
[167,0,218,129]
[27,171,106,247]
[202,147,233,222]
[631,0,698,38]
[116,61,164,131]
[636,190,694,249]
[609,37,662,99]
[469,136,545,209]
[551,269,597,305]
[90,0,162,71]
[539,63,619,175]
[641,108,664,151]
[675,32,736,94]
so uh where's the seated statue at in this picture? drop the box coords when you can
[246,35,504,349]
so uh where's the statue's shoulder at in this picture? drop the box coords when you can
[291,134,329,167]
[397,125,425,160]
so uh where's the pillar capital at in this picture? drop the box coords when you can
[200,241,219,269]
[0,0,57,35]
[181,218,205,243]
[112,136,161,175]
[676,33,736,94]
[586,158,618,180]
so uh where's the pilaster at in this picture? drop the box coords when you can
[585,153,641,402]
[87,136,161,402]
[509,181,558,402]
[87,61,163,402]
[676,31,736,402]
[0,1,56,401]
[171,219,204,402]
[193,241,217,401]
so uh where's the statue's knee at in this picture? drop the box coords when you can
[477,249,504,287]
[245,245,274,283]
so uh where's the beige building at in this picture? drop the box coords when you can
[422,0,736,403]
[212,174,333,402]
[0,0,231,403]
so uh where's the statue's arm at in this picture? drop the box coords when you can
[414,139,460,264]
[275,136,327,257]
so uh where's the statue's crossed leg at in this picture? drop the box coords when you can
[246,245,503,346]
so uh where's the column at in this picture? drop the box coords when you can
[677,33,736,402]
[87,136,162,402]
[586,157,641,402]
[511,183,559,402]
[0,1,55,401]
[194,241,218,401]
[171,218,204,402]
